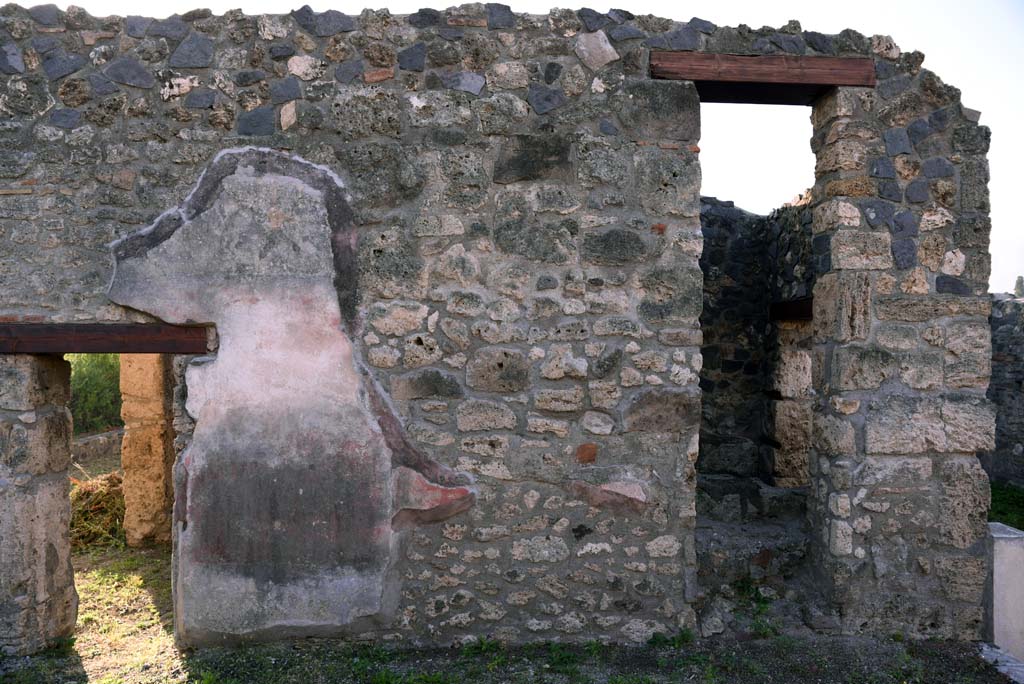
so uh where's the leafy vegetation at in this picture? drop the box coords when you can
[990,481,1024,530]
[66,353,123,435]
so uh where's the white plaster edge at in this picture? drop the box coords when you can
[980,643,1024,683]
[103,145,352,307]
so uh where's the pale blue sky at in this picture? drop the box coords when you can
[52,0,1024,292]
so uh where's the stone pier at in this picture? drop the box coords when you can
[0,355,78,655]
[120,354,175,547]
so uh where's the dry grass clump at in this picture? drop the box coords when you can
[70,472,126,550]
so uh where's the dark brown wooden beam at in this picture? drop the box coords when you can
[650,52,876,105]
[769,297,814,322]
[0,323,209,354]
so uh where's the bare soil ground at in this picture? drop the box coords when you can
[0,544,1011,684]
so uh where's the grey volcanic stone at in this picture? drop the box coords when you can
[407,8,441,28]
[147,17,189,40]
[486,3,515,29]
[437,27,463,40]
[270,44,295,60]
[770,33,806,53]
[494,216,576,264]
[536,275,558,290]
[49,108,81,129]
[397,43,426,72]
[607,25,645,42]
[891,238,916,270]
[335,60,364,84]
[869,157,895,178]
[923,157,955,178]
[87,72,119,96]
[28,4,61,26]
[544,62,562,84]
[30,36,59,54]
[104,57,155,88]
[0,43,25,75]
[615,80,699,141]
[42,50,87,81]
[935,275,971,295]
[237,106,275,136]
[883,128,913,155]
[905,178,929,203]
[184,88,215,109]
[441,71,485,95]
[644,28,700,50]
[291,5,356,36]
[234,70,267,86]
[577,8,610,32]
[892,211,918,238]
[125,15,152,38]
[169,32,214,68]
[907,118,932,145]
[688,17,717,33]
[803,31,835,54]
[270,77,302,104]
[493,133,572,184]
[526,83,567,115]
[582,229,647,265]
[623,387,701,432]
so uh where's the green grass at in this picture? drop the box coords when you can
[990,481,1024,530]
[66,353,123,435]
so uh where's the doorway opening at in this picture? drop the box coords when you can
[65,352,179,650]
[695,102,817,627]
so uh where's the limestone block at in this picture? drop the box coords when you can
[813,414,856,457]
[0,408,71,476]
[466,347,529,393]
[772,349,812,398]
[812,199,861,233]
[865,397,945,454]
[814,272,870,342]
[769,400,811,451]
[0,355,70,412]
[831,346,896,390]
[990,523,1024,660]
[831,229,893,270]
[0,476,78,655]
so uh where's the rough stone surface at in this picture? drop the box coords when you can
[119,354,175,547]
[0,4,995,651]
[980,294,1024,487]
[0,355,77,656]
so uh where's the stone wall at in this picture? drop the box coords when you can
[808,75,994,637]
[981,294,1024,487]
[0,2,995,652]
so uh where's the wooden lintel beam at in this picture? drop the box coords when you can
[650,52,876,105]
[769,297,814,322]
[0,323,210,354]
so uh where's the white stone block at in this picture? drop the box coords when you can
[991,522,1024,661]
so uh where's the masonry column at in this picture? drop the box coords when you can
[120,354,174,546]
[0,354,78,655]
